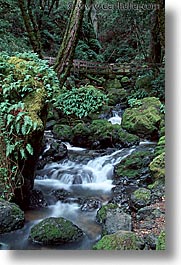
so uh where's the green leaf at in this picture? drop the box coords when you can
[26,143,34,155]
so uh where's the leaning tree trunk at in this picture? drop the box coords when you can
[18,0,43,58]
[54,0,86,88]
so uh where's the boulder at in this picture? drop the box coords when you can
[53,124,73,142]
[114,150,154,181]
[0,199,24,234]
[96,203,132,235]
[92,230,145,250]
[72,120,139,149]
[149,152,165,180]
[29,217,84,245]
[131,188,151,209]
[122,97,162,139]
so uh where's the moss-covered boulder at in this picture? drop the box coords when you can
[29,217,83,245]
[96,203,131,236]
[122,97,162,139]
[115,150,155,180]
[92,230,145,250]
[89,120,139,148]
[155,136,165,156]
[131,188,151,209]
[149,152,165,180]
[156,231,166,250]
[53,124,73,142]
[0,199,24,234]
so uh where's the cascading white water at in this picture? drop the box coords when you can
[35,147,135,192]
[108,113,122,125]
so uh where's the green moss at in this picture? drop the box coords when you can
[149,152,165,180]
[92,231,144,250]
[53,124,73,141]
[24,88,47,129]
[155,136,165,156]
[97,203,118,224]
[30,217,83,245]
[122,97,162,138]
[121,76,130,83]
[156,231,166,250]
[107,88,128,105]
[133,188,151,200]
[115,150,154,179]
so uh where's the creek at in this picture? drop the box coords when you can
[0,110,156,250]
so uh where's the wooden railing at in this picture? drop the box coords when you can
[44,57,164,75]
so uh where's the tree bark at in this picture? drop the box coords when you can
[54,0,86,88]
[18,0,43,58]
[150,0,165,64]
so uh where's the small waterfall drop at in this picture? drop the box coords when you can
[35,147,135,192]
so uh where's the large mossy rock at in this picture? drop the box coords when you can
[53,119,139,149]
[114,150,155,180]
[92,230,145,250]
[149,152,165,180]
[29,217,84,245]
[0,199,24,234]
[72,120,139,149]
[0,52,59,207]
[96,203,132,236]
[121,97,162,139]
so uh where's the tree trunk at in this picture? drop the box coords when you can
[18,0,43,58]
[54,0,86,88]
[150,0,165,64]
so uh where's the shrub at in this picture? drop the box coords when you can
[54,85,108,118]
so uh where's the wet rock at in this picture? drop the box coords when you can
[114,149,155,184]
[92,230,145,250]
[29,217,84,245]
[96,203,132,235]
[37,141,68,170]
[28,189,47,209]
[0,199,24,234]
[51,189,72,202]
[81,199,101,212]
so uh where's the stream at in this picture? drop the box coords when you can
[0,110,156,250]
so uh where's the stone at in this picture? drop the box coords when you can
[92,230,145,250]
[28,189,47,209]
[122,97,162,139]
[149,152,165,180]
[29,217,84,245]
[114,150,155,180]
[131,188,151,209]
[0,199,24,234]
[96,203,132,235]
[53,124,73,142]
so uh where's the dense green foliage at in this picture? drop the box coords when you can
[0,51,59,199]
[54,85,108,118]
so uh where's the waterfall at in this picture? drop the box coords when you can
[35,147,135,192]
